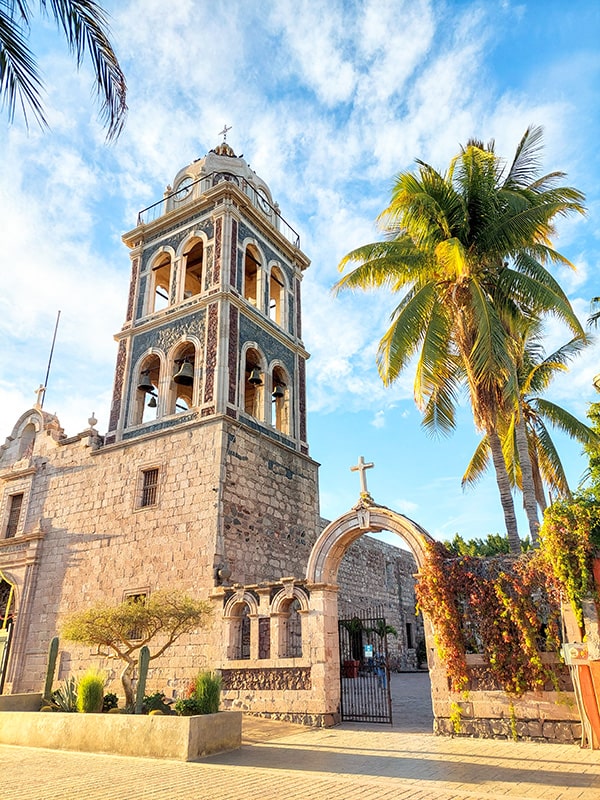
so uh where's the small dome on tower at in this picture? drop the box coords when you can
[211,141,236,158]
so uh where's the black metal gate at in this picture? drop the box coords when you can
[338,606,392,724]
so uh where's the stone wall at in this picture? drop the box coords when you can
[335,534,424,671]
[221,424,320,584]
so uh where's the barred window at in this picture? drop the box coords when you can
[5,494,24,538]
[140,468,159,508]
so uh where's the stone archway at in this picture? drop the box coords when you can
[304,499,435,725]
[307,500,433,584]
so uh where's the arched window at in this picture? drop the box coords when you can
[283,597,303,658]
[169,342,196,414]
[182,240,203,299]
[18,423,36,459]
[244,348,264,421]
[270,365,290,434]
[230,603,251,660]
[150,253,172,312]
[243,244,262,308]
[133,355,161,425]
[268,265,286,327]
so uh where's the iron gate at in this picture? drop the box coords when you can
[338,606,392,724]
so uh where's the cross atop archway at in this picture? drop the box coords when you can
[350,455,374,496]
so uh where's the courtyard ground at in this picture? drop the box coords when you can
[1,673,598,800]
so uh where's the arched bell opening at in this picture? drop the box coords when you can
[268,264,286,328]
[134,354,161,424]
[150,252,172,313]
[243,244,262,309]
[270,364,290,434]
[169,342,197,414]
[243,347,265,421]
[182,240,204,299]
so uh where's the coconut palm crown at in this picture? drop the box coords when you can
[335,126,585,553]
[0,0,127,140]
[462,324,597,541]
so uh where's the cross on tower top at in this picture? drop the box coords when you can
[219,124,232,142]
[350,455,374,496]
[34,384,46,409]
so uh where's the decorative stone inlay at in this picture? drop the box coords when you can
[204,245,214,289]
[126,257,139,322]
[239,315,294,375]
[201,407,215,417]
[135,275,147,320]
[214,217,222,285]
[142,216,214,248]
[130,312,206,367]
[228,306,239,405]
[221,667,311,691]
[108,341,127,431]
[295,279,302,338]
[203,304,219,403]
[298,357,306,442]
[121,412,198,439]
[230,219,238,287]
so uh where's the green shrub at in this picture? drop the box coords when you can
[77,670,105,713]
[142,691,172,715]
[174,697,203,716]
[52,677,78,712]
[192,671,221,715]
[102,692,119,712]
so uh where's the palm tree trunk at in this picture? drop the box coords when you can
[488,427,521,554]
[514,406,540,546]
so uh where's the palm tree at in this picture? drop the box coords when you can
[335,127,585,553]
[0,0,127,140]
[463,327,597,540]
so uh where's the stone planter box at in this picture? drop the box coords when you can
[0,710,242,761]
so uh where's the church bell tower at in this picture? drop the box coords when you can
[107,139,311,453]
[106,138,318,587]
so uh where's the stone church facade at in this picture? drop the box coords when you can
[0,141,423,721]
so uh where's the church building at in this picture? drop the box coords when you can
[0,140,423,723]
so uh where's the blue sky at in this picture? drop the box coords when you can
[1,0,599,544]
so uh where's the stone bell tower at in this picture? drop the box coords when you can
[106,138,320,586]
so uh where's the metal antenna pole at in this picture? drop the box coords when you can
[40,310,61,409]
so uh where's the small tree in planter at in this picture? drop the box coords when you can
[61,590,212,707]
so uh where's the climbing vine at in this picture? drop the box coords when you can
[538,495,600,633]
[415,541,562,695]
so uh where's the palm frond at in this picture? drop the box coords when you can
[0,6,46,126]
[466,280,515,393]
[532,421,571,497]
[533,398,600,446]
[461,436,491,488]
[334,238,424,293]
[376,282,437,384]
[42,0,127,140]
[503,125,544,189]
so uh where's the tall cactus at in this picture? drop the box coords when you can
[43,636,59,702]
[135,645,150,714]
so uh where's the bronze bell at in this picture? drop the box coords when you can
[147,396,157,408]
[173,360,194,386]
[248,367,262,385]
[272,385,285,399]
[137,371,154,392]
